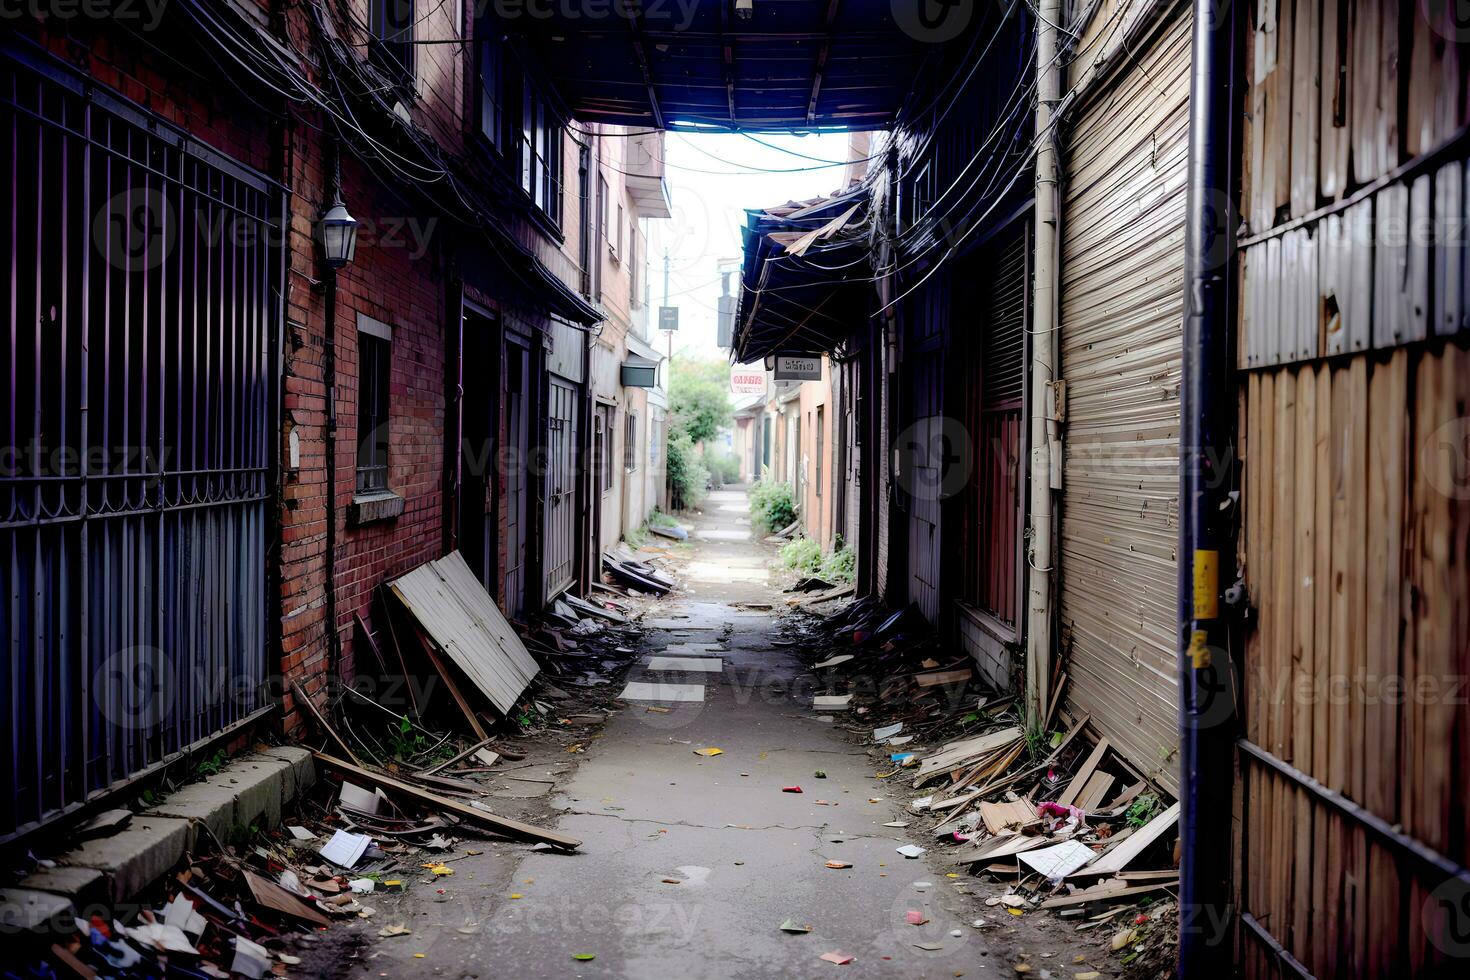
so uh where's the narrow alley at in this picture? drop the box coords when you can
[322,489,1092,978]
[7,2,1470,977]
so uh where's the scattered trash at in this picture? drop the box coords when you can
[693,747,724,757]
[820,952,855,965]
[320,829,372,869]
[779,918,813,933]
[814,769,827,778]
[783,785,804,794]
[824,860,852,869]
[896,844,926,859]
[379,924,413,938]
[905,910,929,925]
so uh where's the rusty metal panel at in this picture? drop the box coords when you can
[0,55,275,839]
[1373,182,1413,348]
[1056,7,1190,795]
[1321,198,1375,356]
[390,552,539,715]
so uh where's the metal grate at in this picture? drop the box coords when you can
[0,53,279,840]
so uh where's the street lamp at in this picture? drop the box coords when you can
[318,200,359,269]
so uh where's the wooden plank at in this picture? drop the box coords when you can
[1057,737,1110,808]
[1288,0,1318,219]
[1040,880,1178,909]
[1318,0,1348,200]
[1350,0,1382,183]
[1290,362,1316,958]
[412,625,490,742]
[312,753,582,850]
[1075,802,1180,876]
[1269,0,1293,215]
[1364,351,1406,822]
[243,870,331,927]
[914,667,973,688]
[1310,362,1333,976]
[1074,772,1116,811]
[291,681,363,768]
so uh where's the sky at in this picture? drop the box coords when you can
[651,130,856,363]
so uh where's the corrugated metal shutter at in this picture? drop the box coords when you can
[1057,8,1190,795]
[981,231,1027,405]
[541,376,579,602]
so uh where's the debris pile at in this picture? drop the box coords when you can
[791,596,1181,963]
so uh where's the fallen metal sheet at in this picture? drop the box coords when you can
[644,656,724,672]
[618,681,706,703]
[389,551,540,715]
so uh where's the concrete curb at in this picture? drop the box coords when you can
[8,747,316,926]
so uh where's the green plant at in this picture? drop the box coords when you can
[194,749,227,779]
[1126,792,1164,827]
[748,479,797,534]
[624,525,649,548]
[701,446,740,487]
[387,714,437,761]
[669,357,733,445]
[779,537,823,575]
[819,545,855,584]
[648,509,680,528]
[667,429,710,510]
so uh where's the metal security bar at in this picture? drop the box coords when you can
[0,51,279,841]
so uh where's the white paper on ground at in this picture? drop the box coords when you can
[349,878,376,894]
[161,895,206,940]
[124,922,199,955]
[813,695,852,710]
[338,782,382,815]
[896,844,927,858]
[1017,839,1097,879]
[285,824,318,841]
[231,936,273,979]
[911,795,935,812]
[320,829,371,868]
[873,722,904,741]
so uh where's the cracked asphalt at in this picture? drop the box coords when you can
[342,489,1006,979]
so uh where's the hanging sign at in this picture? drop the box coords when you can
[773,354,821,382]
[731,369,767,396]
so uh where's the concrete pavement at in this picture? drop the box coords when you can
[356,489,1006,979]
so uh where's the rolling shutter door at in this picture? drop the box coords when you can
[1057,8,1190,795]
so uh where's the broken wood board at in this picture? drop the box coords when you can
[914,667,973,688]
[1057,738,1110,808]
[389,551,540,715]
[1072,801,1179,876]
[979,800,1038,835]
[957,833,1048,863]
[1074,772,1116,811]
[243,870,330,927]
[313,753,581,851]
[1039,879,1179,909]
[291,681,364,767]
[913,727,1022,784]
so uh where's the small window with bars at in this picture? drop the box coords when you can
[356,316,392,495]
[624,411,638,471]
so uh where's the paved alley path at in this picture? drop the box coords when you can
[367,490,991,979]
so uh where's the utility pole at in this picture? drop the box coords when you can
[1025,0,1061,732]
[663,249,672,364]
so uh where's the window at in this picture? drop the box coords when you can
[630,222,640,307]
[356,316,393,495]
[624,411,638,471]
[598,174,610,252]
[815,405,824,496]
[370,0,415,87]
[515,85,563,224]
[596,405,615,494]
[477,29,504,148]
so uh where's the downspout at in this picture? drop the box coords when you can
[1177,0,1239,972]
[1025,0,1061,729]
[322,137,341,676]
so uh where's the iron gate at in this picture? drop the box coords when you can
[541,377,579,602]
[0,52,278,840]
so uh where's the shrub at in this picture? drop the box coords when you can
[779,537,823,575]
[701,447,741,487]
[819,545,855,584]
[748,479,797,534]
[666,429,709,511]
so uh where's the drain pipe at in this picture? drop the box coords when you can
[322,138,342,676]
[1025,0,1061,729]
[1178,0,1239,972]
